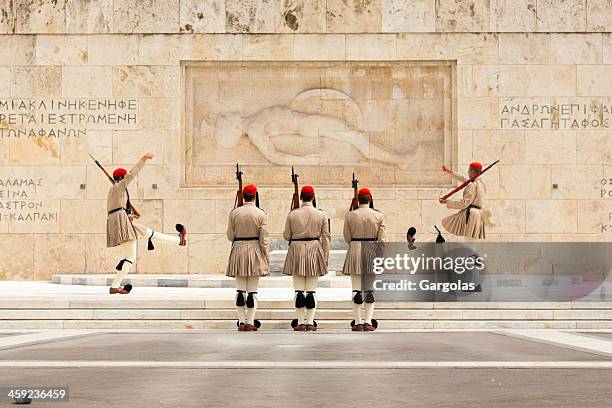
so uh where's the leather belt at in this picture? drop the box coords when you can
[290,237,320,241]
[233,237,259,242]
[108,207,127,215]
[352,237,377,241]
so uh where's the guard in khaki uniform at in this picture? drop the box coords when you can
[106,153,187,294]
[282,186,331,332]
[342,188,386,332]
[226,184,270,332]
[439,162,486,240]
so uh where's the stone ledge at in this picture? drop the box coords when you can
[52,274,349,288]
[0,319,604,330]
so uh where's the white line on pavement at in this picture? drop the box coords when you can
[499,330,612,357]
[0,331,96,351]
[0,361,612,369]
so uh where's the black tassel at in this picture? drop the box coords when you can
[369,198,374,209]
[255,192,260,208]
[305,291,316,309]
[235,290,246,307]
[352,290,363,305]
[365,290,375,303]
[115,258,132,271]
[148,231,155,251]
[246,292,256,308]
[312,197,317,208]
[175,224,185,233]
[294,291,305,308]
[435,225,446,243]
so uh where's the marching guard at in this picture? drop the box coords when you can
[439,163,486,240]
[102,153,187,294]
[282,185,331,331]
[342,187,386,331]
[226,184,270,332]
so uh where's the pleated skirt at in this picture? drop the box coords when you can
[226,241,269,277]
[441,208,486,240]
[282,241,328,277]
[341,241,384,276]
[106,212,146,247]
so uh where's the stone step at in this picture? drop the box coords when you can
[51,274,349,288]
[2,319,611,330]
[4,308,612,320]
[3,307,612,323]
[4,299,612,310]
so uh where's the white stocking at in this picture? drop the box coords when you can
[292,275,306,324]
[364,302,375,325]
[146,228,180,245]
[351,275,363,324]
[111,240,137,288]
[304,276,319,325]
[235,276,247,324]
[245,276,260,325]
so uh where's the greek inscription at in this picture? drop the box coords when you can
[0,98,138,139]
[500,103,611,129]
[0,178,57,224]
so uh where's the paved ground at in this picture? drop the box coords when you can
[4,367,612,408]
[1,330,612,407]
[0,332,608,362]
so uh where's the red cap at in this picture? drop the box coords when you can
[301,185,315,195]
[243,184,257,195]
[469,162,483,172]
[113,168,127,178]
[358,187,372,197]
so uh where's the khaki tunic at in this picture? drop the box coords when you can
[282,202,331,277]
[106,158,147,248]
[441,171,486,239]
[341,204,386,276]
[226,202,270,277]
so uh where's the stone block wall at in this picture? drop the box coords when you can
[0,0,610,279]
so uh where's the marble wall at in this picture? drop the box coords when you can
[0,0,610,279]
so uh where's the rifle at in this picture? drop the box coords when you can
[290,166,299,210]
[234,163,244,209]
[441,160,500,200]
[349,172,359,211]
[89,153,141,218]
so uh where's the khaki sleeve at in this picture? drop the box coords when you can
[259,212,270,259]
[446,182,476,210]
[118,157,146,188]
[377,213,387,243]
[320,213,331,264]
[226,211,235,242]
[450,170,467,183]
[343,212,352,244]
[282,213,292,242]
